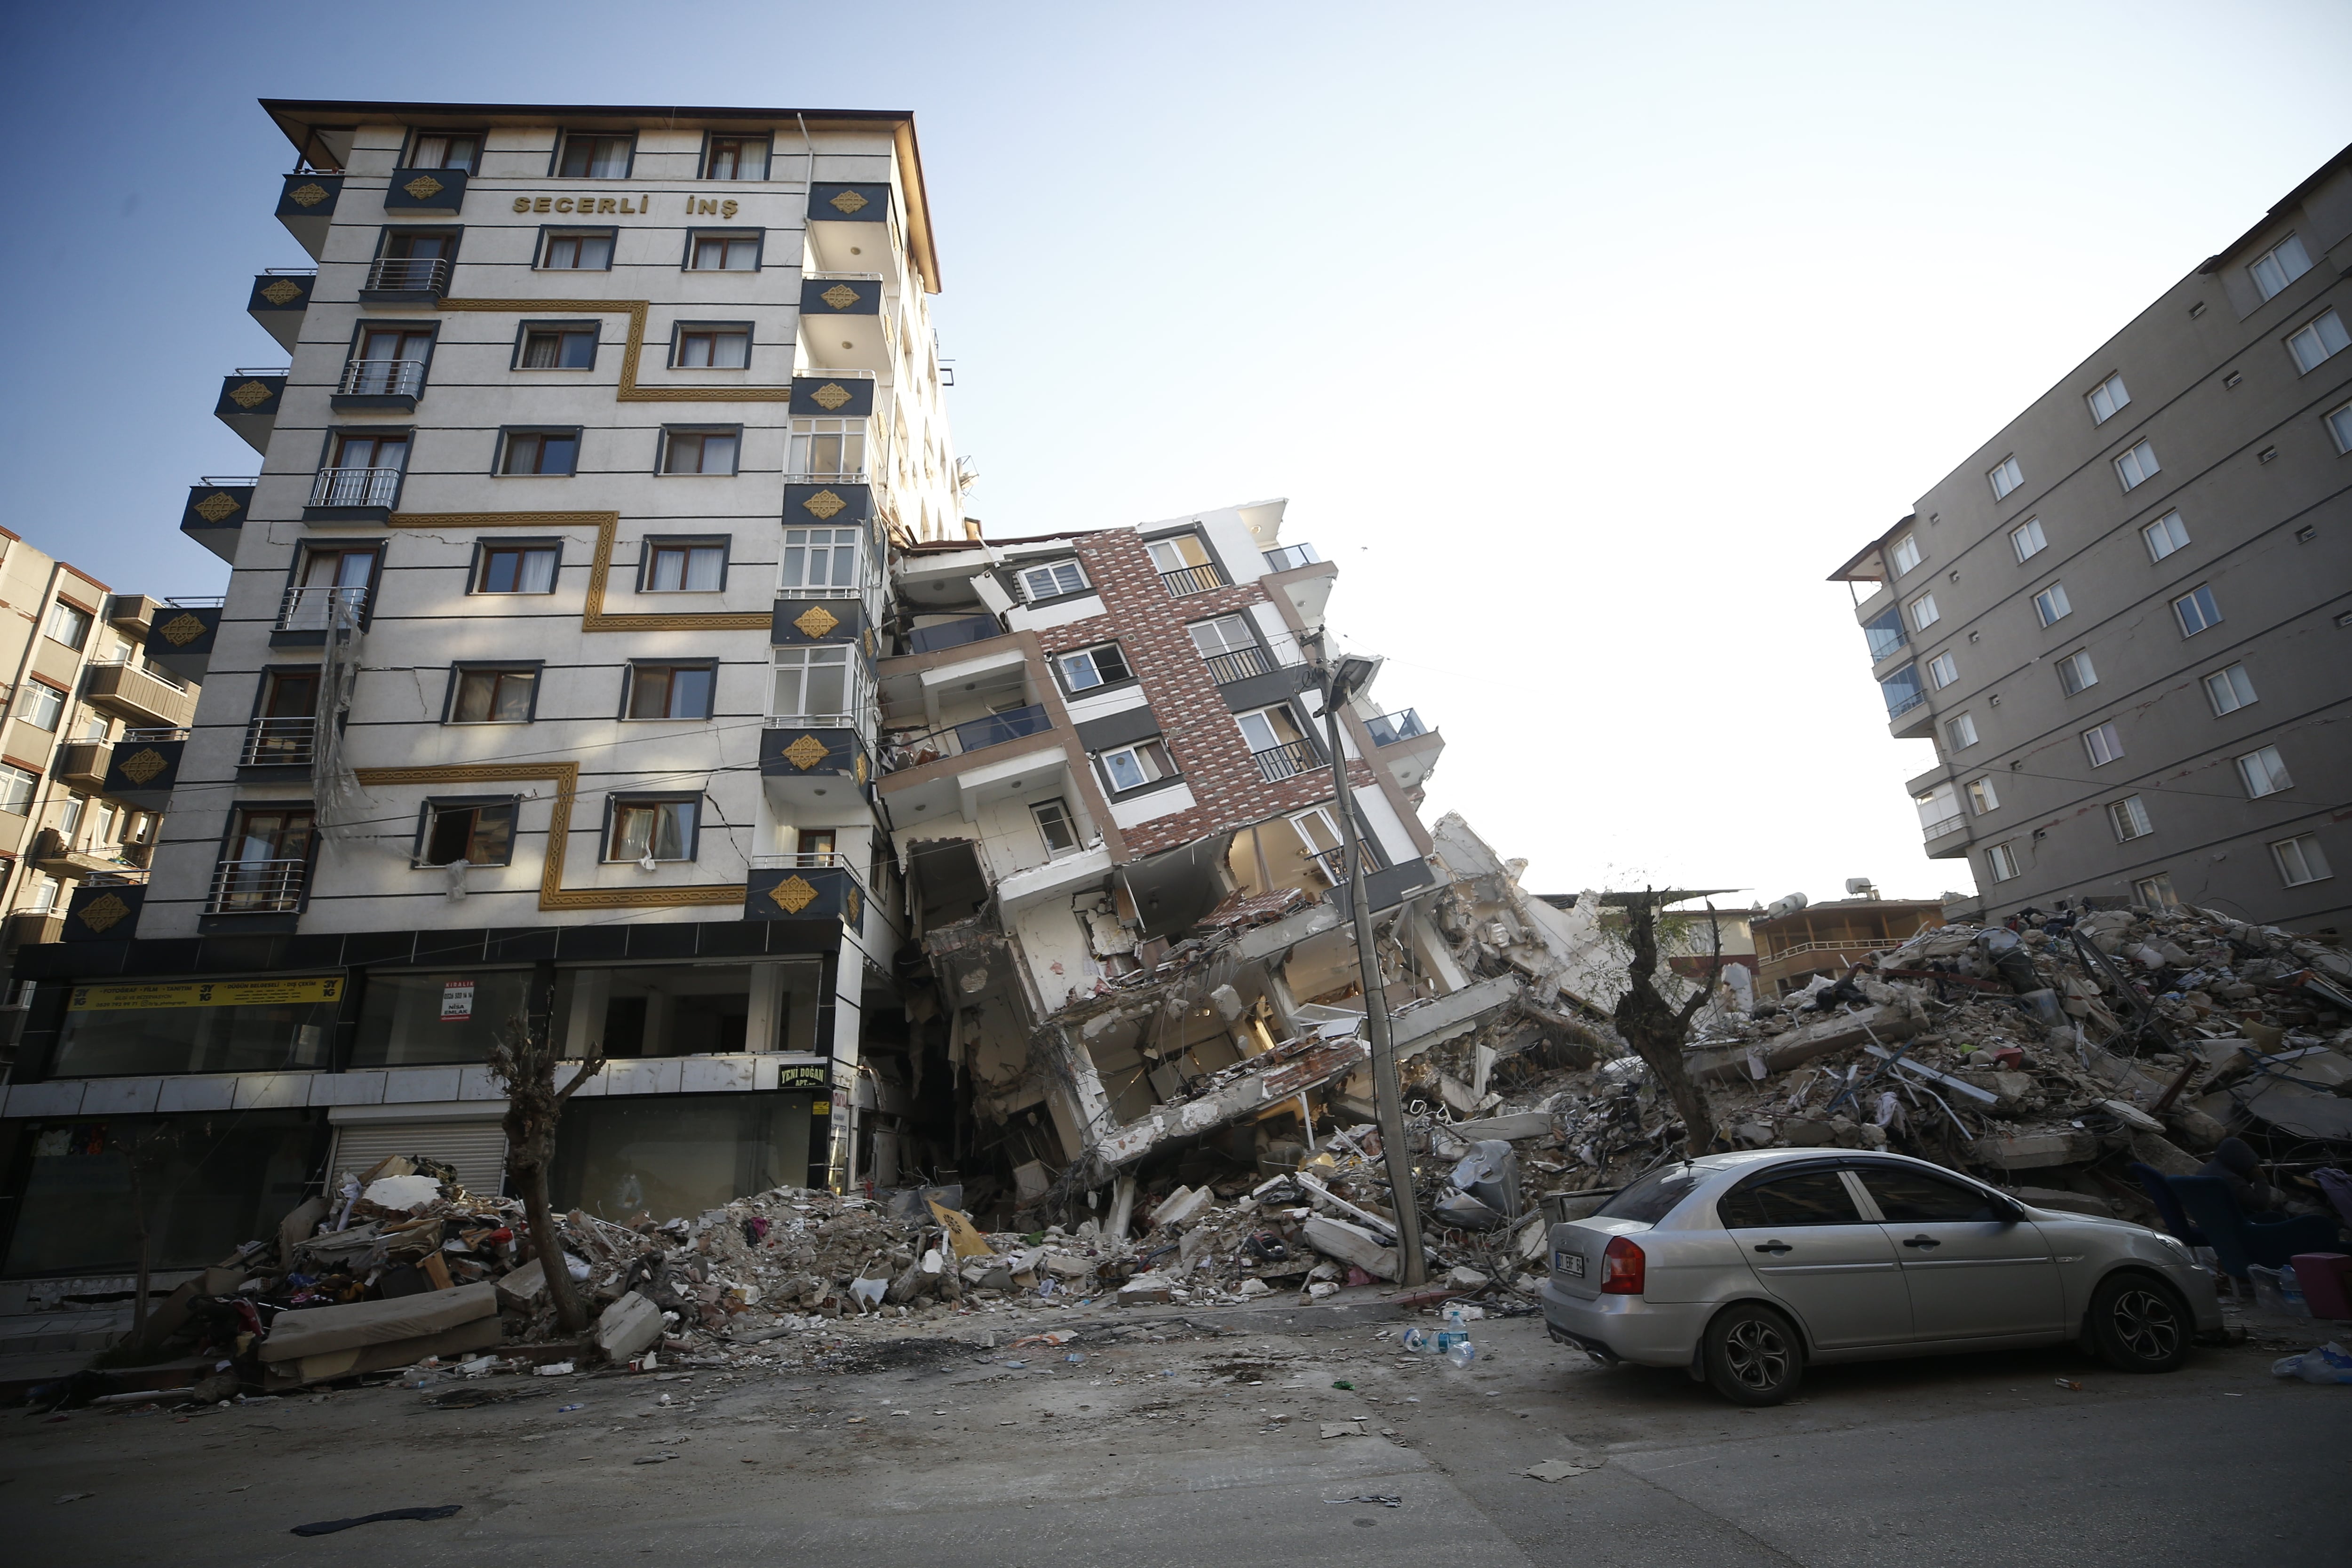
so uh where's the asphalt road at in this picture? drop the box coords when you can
[2,1304,2344,1567]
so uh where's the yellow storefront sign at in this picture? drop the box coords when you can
[67,976,345,1012]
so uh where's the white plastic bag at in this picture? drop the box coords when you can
[2270,1341,2352,1385]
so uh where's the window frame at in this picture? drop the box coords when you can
[413,796,520,868]
[42,598,93,651]
[495,427,581,477]
[443,663,543,725]
[2115,439,2160,491]
[638,536,732,594]
[2108,795,2153,842]
[2285,308,2350,375]
[603,794,703,863]
[1927,651,1958,689]
[1017,559,1091,603]
[2133,873,2178,908]
[2249,232,2312,302]
[2009,517,2046,563]
[0,761,39,816]
[2141,511,2190,562]
[511,320,601,372]
[1965,775,1999,816]
[1030,797,1081,859]
[670,320,755,370]
[2270,834,2332,888]
[400,127,485,174]
[2203,663,2257,716]
[769,645,862,725]
[683,229,765,272]
[2056,648,2098,696]
[2082,721,2123,767]
[2032,581,2072,627]
[552,129,636,180]
[17,679,66,731]
[2237,745,2292,799]
[1888,533,1923,576]
[1055,642,1134,695]
[1945,712,1979,751]
[2085,372,2130,424]
[535,227,618,271]
[471,540,563,596]
[778,526,863,598]
[2172,584,2222,637]
[659,426,743,476]
[1907,590,1939,632]
[1097,738,1177,797]
[701,133,772,182]
[1986,841,2021,883]
[2328,400,2352,456]
[1987,456,2023,500]
[623,662,719,722]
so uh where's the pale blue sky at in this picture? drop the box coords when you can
[3,1,2346,904]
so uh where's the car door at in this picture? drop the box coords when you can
[1850,1163,2064,1341]
[1721,1164,1912,1351]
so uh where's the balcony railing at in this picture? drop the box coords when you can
[364,256,452,294]
[278,584,368,632]
[243,716,317,767]
[308,467,402,509]
[1921,813,1966,842]
[1252,739,1318,783]
[1365,709,1429,746]
[207,858,307,915]
[750,851,857,871]
[1885,689,1927,719]
[1202,645,1275,685]
[883,703,1052,771]
[1262,543,1323,573]
[1161,563,1228,598]
[337,358,427,398]
[1758,935,1907,964]
[906,614,1002,655]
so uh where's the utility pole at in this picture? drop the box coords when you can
[1317,654,1426,1287]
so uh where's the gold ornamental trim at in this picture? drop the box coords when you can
[781,733,829,771]
[117,748,169,785]
[819,282,861,311]
[827,189,869,215]
[792,605,841,639]
[227,380,275,409]
[287,182,331,208]
[810,382,853,411]
[75,892,132,935]
[158,612,210,646]
[402,174,446,200]
[769,874,818,915]
[801,489,848,519]
[258,279,303,306]
[853,752,868,786]
[191,491,242,523]
[435,299,791,403]
[844,887,860,927]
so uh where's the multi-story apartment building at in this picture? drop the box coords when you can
[0,531,199,986]
[1832,143,2352,934]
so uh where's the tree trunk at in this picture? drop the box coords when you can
[1611,892,1721,1154]
[517,1159,587,1335]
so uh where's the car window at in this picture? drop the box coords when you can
[1718,1169,1863,1228]
[1854,1166,2001,1223]
[1594,1166,1704,1224]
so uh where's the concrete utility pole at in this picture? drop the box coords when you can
[1317,656,1426,1287]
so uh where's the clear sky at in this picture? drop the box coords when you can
[3,0,2346,906]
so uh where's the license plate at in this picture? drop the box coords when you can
[1557,1250,1585,1278]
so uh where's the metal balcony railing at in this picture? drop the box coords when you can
[1161,563,1228,598]
[278,584,368,631]
[364,256,452,294]
[337,358,427,398]
[243,716,317,767]
[906,615,1002,655]
[1252,739,1318,783]
[1202,646,1274,685]
[882,704,1052,772]
[201,474,260,487]
[750,851,856,871]
[207,858,308,914]
[309,467,402,508]
[1920,814,1966,842]
[1365,709,1429,746]
[1262,543,1323,573]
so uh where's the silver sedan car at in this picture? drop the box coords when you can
[1540,1148,2221,1405]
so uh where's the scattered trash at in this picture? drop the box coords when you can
[2055,1378,2085,1391]
[535,1361,575,1377]
[1325,1494,1402,1507]
[557,1403,585,1413]
[2272,1342,2352,1385]
[1320,1419,1370,1439]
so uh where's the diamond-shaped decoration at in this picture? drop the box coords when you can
[228,380,275,410]
[793,605,841,639]
[770,874,818,915]
[117,748,168,786]
[854,752,868,785]
[828,189,869,215]
[844,888,860,926]
[802,489,847,520]
[820,282,861,311]
[258,279,303,306]
[288,182,330,207]
[782,733,829,771]
[76,892,132,935]
[159,613,209,646]
[810,382,853,411]
[191,491,241,523]
[402,174,445,200]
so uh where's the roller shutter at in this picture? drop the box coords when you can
[329,1122,509,1196]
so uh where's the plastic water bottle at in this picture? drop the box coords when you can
[1401,1327,1432,1353]
[1444,1337,1476,1369]
[1436,1304,1474,1365]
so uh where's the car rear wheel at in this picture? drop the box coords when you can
[2088,1274,2190,1373]
[1703,1302,1804,1406]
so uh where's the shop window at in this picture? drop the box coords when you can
[48,974,342,1078]
[349,969,535,1067]
[550,1094,813,1226]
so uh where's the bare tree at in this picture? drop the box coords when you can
[486,1001,603,1336]
[1610,891,1726,1154]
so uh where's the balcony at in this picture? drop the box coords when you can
[361,255,453,303]
[1263,544,1337,629]
[1881,663,1927,733]
[1863,606,1907,664]
[207,858,307,915]
[805,183,894,274]
[103,728,186,809]
[744,854,871,927]
[3,910,65,950]
[182,478,254,563]
[906,614,1003,656]
[1162,563,1229,598]
[758,726,871,808]
[1365,709,1442,791]
[1366,709,1428,746]
[246,268,314,351]
[242,716,316,769]
[333,357,427,412]
[84,661,195,729]
[799,273,887,372]
[885,704,1053,772]
[144,598,223,683]
[1203,646,1276,685]
[107,594,160,636]
[306,466,403,517]
[277,584,368,636]
[215,369,287,453]
[1263,542,1322,573]
[1922,812,1970,858]
[384,166,468,214]
[55,740,109,792]
[1252,739,1319,784]
[34,828,121,880]
[276,171,342,258]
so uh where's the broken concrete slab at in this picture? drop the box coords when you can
[1445,1110,1553,1142]
[1690,1003,1924,1083]
[1150,1185,1214,1230]
[596,1291,663,1362]
[1304,1215,1404,1281]
[495,1264,551,1313]
[1968,1131,2099,1170]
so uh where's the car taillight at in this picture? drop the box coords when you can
[1600,1236,1645,1295]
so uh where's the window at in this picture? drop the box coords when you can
[499,429,578,476]
[25,875,56,913]
[43,599,91,650]
[1889,534,1922,575]
[688,232,759,271]
[2172,584,2221,637]
[1031,799,1080,858]
[1862,607,1905,661]
[780,527,860,597]
[1717,1169,1862,1229]
[1987,456,2023,500]
[1928,651,1958,688]
[540,231,614,270]
[2010,518,2046,562]
[450,666,537,724]
[2330,401,2352,454]
[2249,233,2312,301]
[2133,873,2178,908]
[219,806,317,913]
[0,763,36,815]
[17,681,64,730]
[704,135,769,180]
[2086,372,2130,424]
[2286,309,2350,374]
[2057,649,2098,696]
[1595,1166,1705,1225]
[2237,745,2292,798]
[417,800,516,867]
[1966,775,1999,815]
[627,664,716,720]
[2082,721,2123,766]
[2204,663,2257,715]
[1986,841,2021,882]
[557,132,633,178]
[1148,534,1216,577]
[2271,834,2332,887]
[644,541,727,592]
[1189,615,1259,660]
[771,647,855,722]
[58,794,84,841]
[328,429,408,475]
[285,545,379,629]
[791,828,836,867]
[1238,706,1311,779]
[607,798,698,862]
[2115,439,2160,490]
[1056,643,1131,693]
[662,429,739,475]
[675,326,750,368]
[1881,662,1923,718]
[1945,712,1979,750]
[2108,795,2153,841]
[405,130,481,172]
[788,417,863,478]
[1099,739,1175,793]
[352,326,433,394]
[519,326,597,369]
[477,545,558,594]
[2142,511,2190,562]
[1853,1166,2002,1224]
[1908,592,1939,631]
[2032,582,2071,626]
[1018,560,1089,601]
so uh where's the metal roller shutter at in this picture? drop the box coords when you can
[330,1122,509,1197]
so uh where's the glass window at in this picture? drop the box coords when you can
[1908,591,1939,631]
[2108,795,2153,841]
[645,542,726,592]
[2142,511,2189,562]
[478,546,557,593]
[1019,561,1088,600]
[2204,663,2257,715]
[608,798,698,860]
[557,132,633,178]
[17,681,64,730]
[451,667,537,723]
[520,327,596,368]
[540,231,613,270]
[2237,745,2292,798]
[1189,615,1258,658]
[407,131,481,172]
[1946,712,1978,749]
[2172,584,2221,637]
[704,136,770,180]
[419,800,517,866]
[1928,651,1958,688]
[2271,834,2332,887]
[2086,373,2130,423]
[2115,439,2160,490]
[1236,705,1305,754]
[1594,1166,1705,1225]
[771,647,854,721]
[677,327,750,367]
[1986,841,2021,882]
[2057,649,2097,695]
[1100,740,1174,793]
[688,233,759,271]
[663,430,739,474]
[49,977,340,1078]
[1147,534,1213,573]
[2249,232,2312,301]
[628,665,715,720]
[45,599,93,649]
[1057,644,1131,692]
[2033,582,2072,626]
[2010,518,2046,562]
[1032,798,1079,857]
[2286,309,2350,374]
[780,527,860,595]
[351,969,534,1067]
[1854,1166,2000,1222]
[1987,456,2023,500]
[788,418,864,478]
[2134,873,2178,908]
[501,430,577,476]
[2083,721,2123,766]
[1966,776,1999,815]
[1880,662,1923,718]
[0,762,36,815]
[1718,1169,1862,1228]
[1889,534,1922,575]
[1863,607,1906,661]
[2330,402,2352,455]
